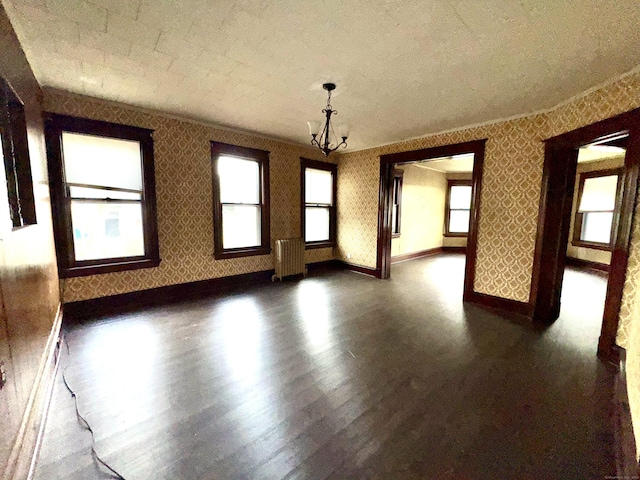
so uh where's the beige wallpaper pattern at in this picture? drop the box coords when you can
[545,70,640,349]
[391,165,446,257]
[43,90,333,303]
[337,115,546,302]
[336,68,640,340]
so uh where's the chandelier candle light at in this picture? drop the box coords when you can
[307,83,350,156]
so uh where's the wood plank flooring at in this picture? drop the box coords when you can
[33,254,617,479]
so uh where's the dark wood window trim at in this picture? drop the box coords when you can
[571,168,623,252]
[211,142,271,260]
[444,179,472,237]
[44,113,160,278]
[391,169,403,238]
[1,76,36,228]
[300,158,337,249]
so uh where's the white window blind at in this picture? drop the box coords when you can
[578,175,618,212]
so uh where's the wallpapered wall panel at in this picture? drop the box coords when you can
[336,67,640,322]
[337,116,547,302]
[43,89,333,303]
[544,69,640,349]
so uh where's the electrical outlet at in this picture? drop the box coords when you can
[0,362,6,390]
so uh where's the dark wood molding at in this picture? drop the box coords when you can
[44,112,160,278]
[442,246,467,253]
[1,76,36,227]
[464,291,534,318]
[391,169,403,237]
[340,261,381,278]
[613,349,640,476]
[530,105,640,362]
[211,141,271,260]
[64,259,379,321]
[64,270,277,321]
[565,256,610,274]
[391,247,443,264]
[300,157,337,249]
[377,139,486,293]
[571,167,623,252]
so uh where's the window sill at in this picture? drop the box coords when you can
[214,246,271,260]
[60,257,161,278]
[571,240,612,252]
[305,241,336,250]
[444,232,469,238]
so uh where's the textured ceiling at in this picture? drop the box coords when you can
[4,0,640,151]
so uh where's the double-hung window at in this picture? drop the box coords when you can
[444,180,472,236]
[211,142,270,259]
[301,158,337,248]
[391,169,403,238]
[573,168,622,250]
[45,114,160,277]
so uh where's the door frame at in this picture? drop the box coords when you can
[531,107,640,362]
[377,139,486,300]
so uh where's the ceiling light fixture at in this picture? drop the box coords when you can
[307,83,350,156]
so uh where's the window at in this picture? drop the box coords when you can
[45,114,160,277]
[211,142,270,259]
[1,77,36,227]
[391,169,403,238]
[573,168,622,250]
[301,158,337,248]
[445,180,472,236]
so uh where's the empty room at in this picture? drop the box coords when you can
[1,1,640,479]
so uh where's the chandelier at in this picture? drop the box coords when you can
[307,83,350,156]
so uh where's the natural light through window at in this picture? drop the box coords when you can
[218,156,262,249]
[447,184,472,234]
[303,161,336,246]
[61,132,146,261]
[578,173,619,245]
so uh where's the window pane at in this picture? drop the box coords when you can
[222,205,261,249]
[62,132,142,190]
[305,207,330,242]
[449,210,470,233]
[69,186,141,200]
[70,201,145,261]
[450,185,472,209]
[305,168,333,205]
[581,211,613,244]
[579,175,618,212]
[218,156,259,204]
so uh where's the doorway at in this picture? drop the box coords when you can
[377,140,486,301]
[531,107,640,362]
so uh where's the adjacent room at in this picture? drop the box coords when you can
[1,1,640,479]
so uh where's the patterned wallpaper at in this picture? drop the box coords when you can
[545,70,640,349]
[337,115,546,302]
[43,89,333,303]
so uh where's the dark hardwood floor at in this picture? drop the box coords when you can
[33,254,617,479]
